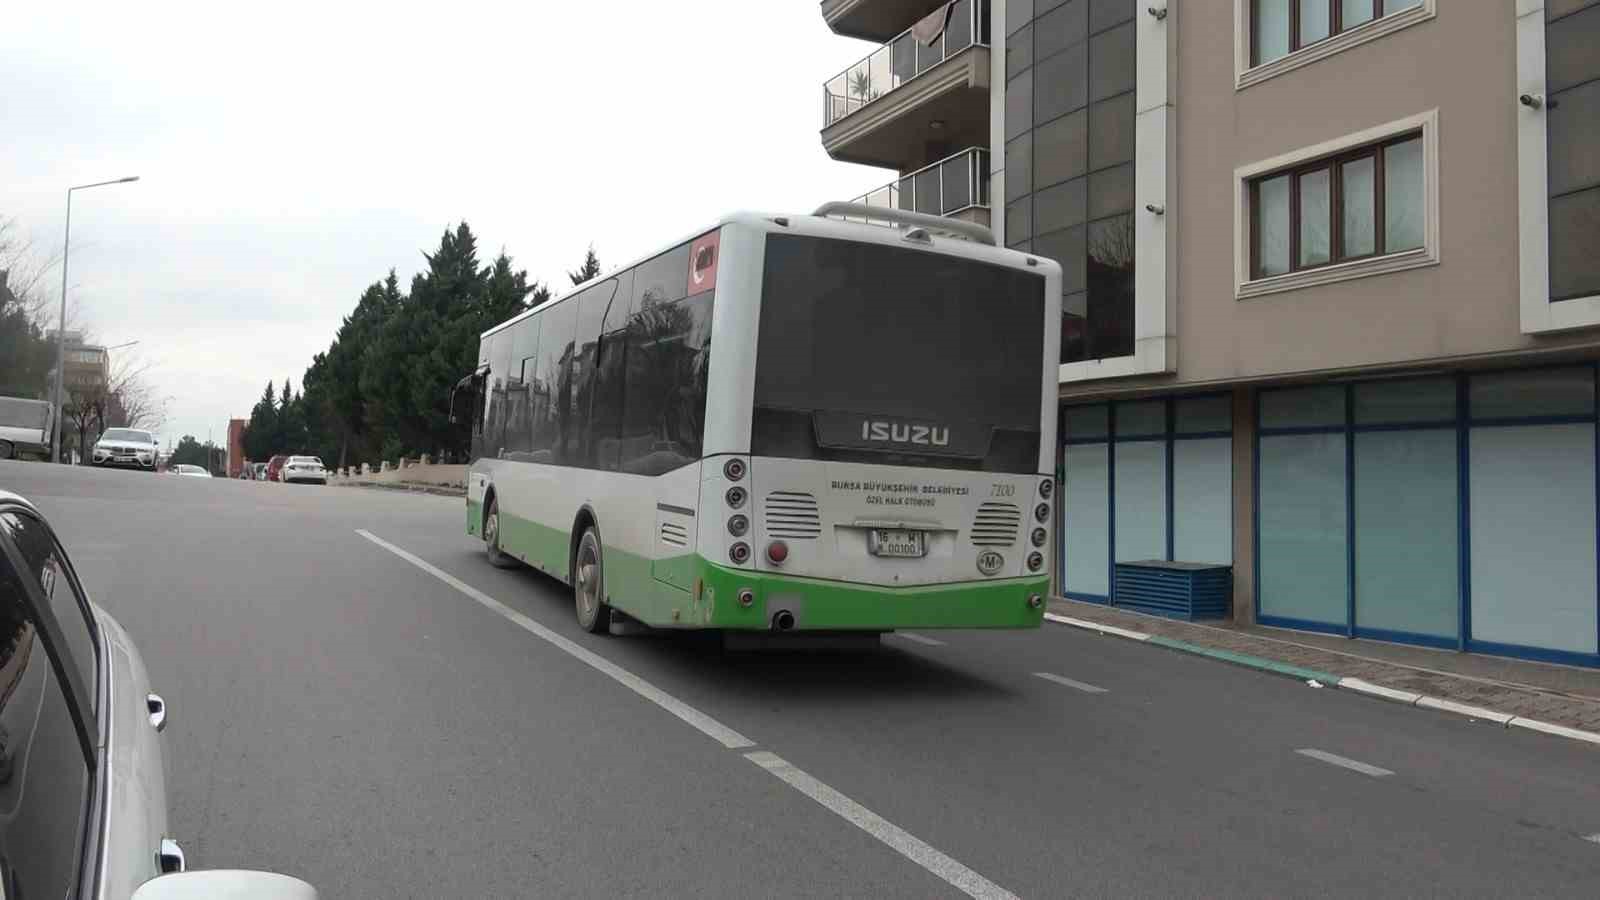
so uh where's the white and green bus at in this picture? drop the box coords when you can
[460,204,1061,634]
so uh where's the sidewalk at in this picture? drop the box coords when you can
[1048,598,1600,739]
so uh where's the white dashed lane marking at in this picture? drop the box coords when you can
[1033,672,1108,694]
[890,632,946,647]
[1583,833,1600,845]
[746,752,1020,900]
[1295,748,1395,778]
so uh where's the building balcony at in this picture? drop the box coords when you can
[820,0,951,42]
[836,147,991,229]
[821,0,990,170]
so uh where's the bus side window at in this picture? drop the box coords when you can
[567,279,615,468]
[504,316,540,457]
[588,269,632,472]
[618,289,714,476]
[531,297,576,462]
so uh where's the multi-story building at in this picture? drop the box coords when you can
[47,330,111,394]
[820,0,1600,666]
[227,418,247,477]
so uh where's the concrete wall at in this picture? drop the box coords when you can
[334,462,467,488]
[1058,3,1600,402]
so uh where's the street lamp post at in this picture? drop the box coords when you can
[52,175,140,464]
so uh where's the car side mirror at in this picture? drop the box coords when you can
[132,870,317,900]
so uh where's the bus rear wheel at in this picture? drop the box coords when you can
[484,497,518,569]
[574,527,610,634]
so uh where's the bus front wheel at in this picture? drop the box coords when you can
[484,496,518,569]
[574,527,611,634]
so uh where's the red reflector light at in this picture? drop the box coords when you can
[767,541,789,564]
[687,230,720,296]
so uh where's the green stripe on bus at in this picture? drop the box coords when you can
[477,507,1046,631]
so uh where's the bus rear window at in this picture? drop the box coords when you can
[753,234,1047,474]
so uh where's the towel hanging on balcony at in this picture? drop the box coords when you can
[911,1,955,47]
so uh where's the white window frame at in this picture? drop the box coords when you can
[1233,109,1440,301]
[1233,0,1436,91]
[1517,0,1600,334]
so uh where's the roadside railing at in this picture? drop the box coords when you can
[837,148,991,223]
[822,0,989,127]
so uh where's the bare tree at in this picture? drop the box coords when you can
[0,215,62,327]
[104,354,167,431]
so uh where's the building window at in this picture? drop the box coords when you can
[1518,0,1600,332]
[1249,132,1422,279]
[1236,110,1437,298]
[1252,0,1422,66]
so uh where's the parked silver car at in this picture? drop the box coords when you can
[0,490,315,899]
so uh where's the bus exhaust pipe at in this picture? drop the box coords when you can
[771,610,796,632]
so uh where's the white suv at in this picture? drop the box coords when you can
[90,428,160,472]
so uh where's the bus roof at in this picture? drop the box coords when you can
[479,209,1057,341]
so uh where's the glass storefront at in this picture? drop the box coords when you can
[1252,367,1600,664]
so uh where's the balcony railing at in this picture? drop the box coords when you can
[823,0,989,128]
[839,148,991,222]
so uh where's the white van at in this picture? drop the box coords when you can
[0,395,52,460]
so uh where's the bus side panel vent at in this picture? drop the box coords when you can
[764,491,822,539]
[660,521,690,548]
[970,502,1021,546]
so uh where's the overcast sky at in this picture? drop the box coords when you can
[1,2,888,448]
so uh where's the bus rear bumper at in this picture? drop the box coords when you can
[699,561,1047,631]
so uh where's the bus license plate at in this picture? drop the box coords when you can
[868,529,925,558]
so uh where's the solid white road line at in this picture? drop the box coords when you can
[1032,672,1108,694]
[356,529,755,750]
[1295,748,1394,778]
[1042,613,1151,642]
[744,751,1019,900]
[367,530,1018,898]
[890,632,946,647]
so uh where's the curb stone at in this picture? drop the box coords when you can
[1043,613,1600,748]
[332,481,466,498]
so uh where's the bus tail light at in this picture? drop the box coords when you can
[767,540,788,565]
[1034,502,1051,523]
[724,458,746,481]
[1028,594,1043,609]
[729,542,751,564]
[1040,478,1054,499]
[738,588,755,608]
[728,514,749,537]
[1031,527,1047,547]
[725,486,747,508]
[1027,551,1044,572]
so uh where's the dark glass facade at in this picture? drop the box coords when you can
[1005,0,1137,364]
[1548,1,1600,301]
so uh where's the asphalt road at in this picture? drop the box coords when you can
[5,461,1599,898]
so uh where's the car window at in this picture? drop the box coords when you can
[0,513,98,717]
[0,529,94,899]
